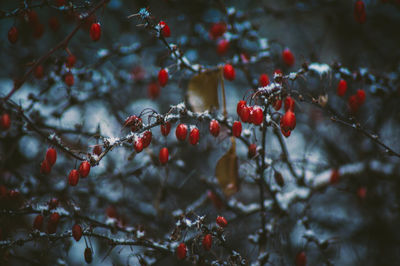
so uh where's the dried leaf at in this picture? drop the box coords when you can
[215,137,239,196]
[187,69,220,112]
[318,94,328,107]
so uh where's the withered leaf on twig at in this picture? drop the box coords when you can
[187,69,220,112]
[215,137,239,197]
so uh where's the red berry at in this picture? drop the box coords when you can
[90,22,101,41]
[33,23,45,39]
[239,105,250,123]
[175,124,188,141]
[142,131,152,148]
[48,16,60,31]
[159,147,169,165]
[158,68,169,87]
[27,10,39,24]
[223,64,235,81]
[207,190,223,209]
[295,251,307,266]
[148,82,160,99]
[282,48,295,67]
[354,0,366,24]
[274,99,282,111]
[161,122,171,136]
[40,160,51,174]
[248,144,257,158]
[176,243,187,260]
[84,247,93,264]
[33,214,44,231]
[47,212,60,234]
[280,111,296,138]
[202,234,212,251]
[64,73,74,86]
[216,216,228,227]
[356,89,366,105]
[46,148,57,166]
[236,100,246,116]
[259,73,270,87]
[106,206,118,218]
[274,171,285,187]
[217,39,229,55]
[357,186,367,200]
[93,145,102,155]
[348,95,360,113]
[68,169,79,186]
[34,65,44,79]
[72,224,83,241]
[0,113,11,130]
[48,198,59,210]
[250,106,263,125]
[134,138,144,153]
[209,119,220,137]
[8,26,18,44]
[79,161,91,178]
[189,127,200,145]
[66,54,76,68]
[232,121,242,137]
[284,96,295,112]
[209,22,226,40]
[330,169,340,184]
[337,79,347,97]
[158,21,171,38]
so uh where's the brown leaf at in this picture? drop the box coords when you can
[215,137,239,196]
[187,69,220,112]
[318,94,328,107]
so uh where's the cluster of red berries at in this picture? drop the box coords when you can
[336,79,366,113]
[176,216,228,260]
[68,160,91,186]
[0,113,11,130]
[279,96,296,137]
[134,131,152,153]
[40,148,57,174]
[33,212,60,234]
[174,123,200,145]
[236,100,264,125]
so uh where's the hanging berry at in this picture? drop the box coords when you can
[158,21,170,38]
[33,23,45,39]
[354,0,366,24]
[68,169,79,186]
[357,186,367,200]
[282,48,295,67]
[337,79,347,96]
[49,16,60,32]
[93,145,102,155]
[84,247,93,264]
[8,26,18,44]
[161,122,171,136]
[223,63,235,81]
[209,22,226,40]
[40,160,51,174]
[48,198,59,210]
[189,127,200,145]
[46,148,57,166]
[217,39,229,55]
[176,243,187,260]
[47,212,60,234]
[158,68,169,87]
[274,99,282,111]
[348,94,360,113]
[232,121,242,137]
[274,171,285,187]
[134,138,144,153]
[259,73,270,87]
[0,113,11,130]
[34,65,44,79]
[330,169,340,184]
[202,234,212,251]
[33,214,44,231]
[295,251,307,266]
[64,73,74,87]
[90,22,101,41]
[159,147,169,165]
[209,119,220,137]
[142,131,152,148]
[148,82,160,99]
[79,161,91,178]
[248,144,257,158]
[250,106,263,125]
[72,224,83,241]
[239,105,250,123]
[284,96,295,112]
[175,124,188,141]
[216,216,228,227]
[280,111,296,138]
[356,89,366,105]
[66,54,76,68]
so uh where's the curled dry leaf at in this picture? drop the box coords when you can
[187,69,220,112]
[215,137,239,196]
[318,94,328,107]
